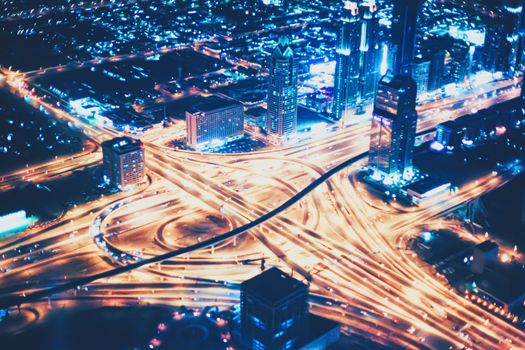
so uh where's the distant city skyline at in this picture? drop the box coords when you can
[0,1,525,349]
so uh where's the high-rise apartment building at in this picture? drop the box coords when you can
[267,36,298,144]
[102,137,145,190]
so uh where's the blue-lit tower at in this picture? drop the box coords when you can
[267,36,298,144]
[356,0,381,114]
[368,0,421,184]
[482,0,525,75]
[391,0,420,76]
[369,73,418,183]
[333,1,361,121]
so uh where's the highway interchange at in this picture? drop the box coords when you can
[0,64,524,349]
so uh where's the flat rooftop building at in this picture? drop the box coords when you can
[102,137,145,190]
[471,258,525,314]
[186,95,244,149]
[241,267,339,350]
[404,177,451,204]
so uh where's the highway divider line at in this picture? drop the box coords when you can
[0,151,369,309]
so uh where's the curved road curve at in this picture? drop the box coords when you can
[0,151,368,309]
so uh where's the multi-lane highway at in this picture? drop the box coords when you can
[1,65,524,349]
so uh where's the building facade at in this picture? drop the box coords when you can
[356,0,381,113]
[102,137,145,190]
[428,47,446,92]
[369,73,418,183]
[412,57,430,97]
[481,0,524,75]
[391,0,420,76]
[186,96,245,149]
[333,1,361,121]
[241,267,309,350]
[267,36,298,144]
[447,38,471,84]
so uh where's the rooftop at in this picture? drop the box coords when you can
[378,72,417,91]
[438,120,458,128]
[189,96,242,114]
[241,267,308,306]
[102,137,144,154]
[475,261,525,305]
[475,240,499,253]
[405,177,450,198]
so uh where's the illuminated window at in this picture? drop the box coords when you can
[274,331,284,338]
[252,338,265,350]
[251,315,265,329]
[280,317,294,330]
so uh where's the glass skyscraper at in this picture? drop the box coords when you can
[356,1,381,114]
[369,73,418,184]
[267,36,298,144]
[391,0,420,76]
[333,1,361,121]
[368,0,420,185]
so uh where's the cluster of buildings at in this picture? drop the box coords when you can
[465,241,525,321]
[15,0,525,152]
[363,0,525,189]
[186,35,301,147]
[412,229,525,324]
[77,0,525,180]
[188,0,525,152]
[433,111,518,154]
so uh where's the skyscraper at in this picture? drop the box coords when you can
[428,47,446,91]
[368,0,420,184]
[369,73,418,184]
[356,0,381,114]
[241,267,309,350]
[102,137,145,190]
[411,56,430,97]
[333,1,361,121]
[267,36,298,144]
[448,38,471,84]
[391,0,420,76]
[481,0,524,75]
[422,35,448,92]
